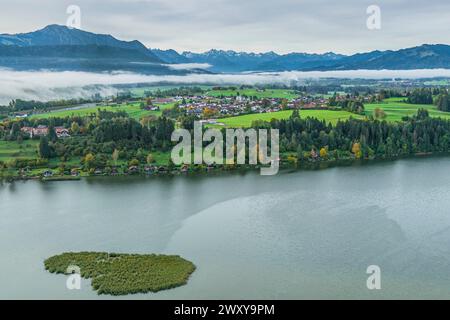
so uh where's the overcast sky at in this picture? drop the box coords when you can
[0,0,449,54]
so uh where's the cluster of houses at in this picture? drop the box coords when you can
[20,125,70,138]
[179,96,292,117]
[41,164,185,178]
[116,163,215,176]
[152,98,176,104]
[174,93,353,118]
[295,96,329,109]
[37,162,229,180]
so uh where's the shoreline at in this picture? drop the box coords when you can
[1,152,448,183]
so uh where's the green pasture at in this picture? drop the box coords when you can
[216,110,363,128]
[31,102,175,120]
[0,140,38,162]
[364,97,450,122]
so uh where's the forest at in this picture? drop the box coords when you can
[255,109,450,161]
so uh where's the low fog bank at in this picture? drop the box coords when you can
[1,68,450,104]
[165,63,212,70]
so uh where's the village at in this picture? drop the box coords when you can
[176,94,329,118]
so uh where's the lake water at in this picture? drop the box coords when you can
[1,157,450,299]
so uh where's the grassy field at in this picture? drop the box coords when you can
[364,97,450,122]
[0,138,172,168]
[424,80,450,86]
[44,252,196,295]
[31,102,175,120]
[216,110,363,128]
[217,99,450,128]
[150,151,172,165]
[206,88,300,99]
[0,140,38,162]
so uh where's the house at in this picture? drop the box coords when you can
[144,165,156,175]
[70,169,80,177]
[145,105,160,111]
[55,127,71,138]
[21,127,34,138]
[43,170,53,178]
[302,102,317,109]
[128,166,139,174]
[157,166,168,174]
[23,125,67,138]
[153,98,174,104]
[21,126,49,138]
[33,125,49,137]
[110,167,119,176]
[199,119,218,125]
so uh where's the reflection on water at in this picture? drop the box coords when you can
[1,157,450,299]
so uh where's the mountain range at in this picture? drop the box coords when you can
[0,25,182,74]
[0,25,450,74]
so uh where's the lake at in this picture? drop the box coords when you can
[1,157,450,299]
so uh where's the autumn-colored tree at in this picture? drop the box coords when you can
[287,155,297,164]
[373,108,386,119]
[202,107,217,119]
[146,153,155,164]
[84,153,95,169]
[140,115,157,128]
[319,147,328,158]
[352,142,362,159]
[71,122,80,134]
[129,158,140,166]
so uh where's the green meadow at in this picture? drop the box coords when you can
[423,80,450,86]
[0,138,171,167]
[206,88,300,99]
[31,102,175,120]
[0,140,38,162]
[215,98,450,128]
[364,97,450,122]
[216,110,363,128]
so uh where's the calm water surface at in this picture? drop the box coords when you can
[1,157,450,299]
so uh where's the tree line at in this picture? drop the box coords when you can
[252,109,450,160]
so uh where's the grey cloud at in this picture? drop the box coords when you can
[0,0,448,54]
